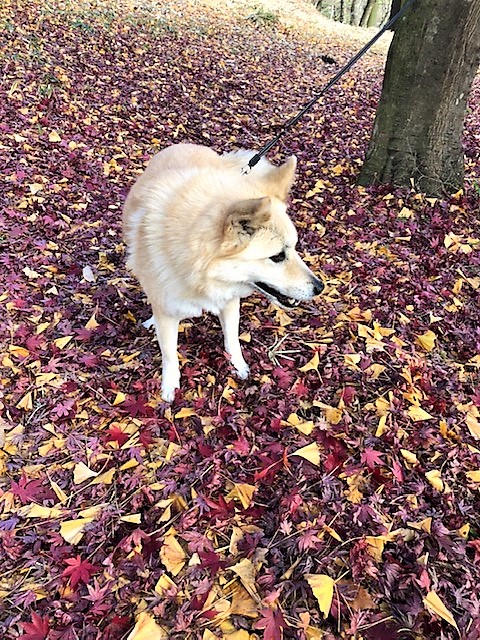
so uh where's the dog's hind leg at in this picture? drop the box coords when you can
[153,312,180,402]
[219,298,250,380]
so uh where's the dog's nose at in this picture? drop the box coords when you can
[312,277,324,296]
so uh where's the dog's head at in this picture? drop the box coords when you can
[213,156,324,308]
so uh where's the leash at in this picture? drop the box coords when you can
[242,0,417,173]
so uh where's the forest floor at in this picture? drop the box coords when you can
[1,0,480,638]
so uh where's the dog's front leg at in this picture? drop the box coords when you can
[219,298,249,379]
[153,313,180,402]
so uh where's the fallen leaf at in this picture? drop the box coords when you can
[306,574,335,618]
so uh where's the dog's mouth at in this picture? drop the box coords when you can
[253,282,301,309]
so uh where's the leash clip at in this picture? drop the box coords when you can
[241,164,251,175]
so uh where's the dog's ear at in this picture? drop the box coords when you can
[269,156,297,201]
[223,197,271,243]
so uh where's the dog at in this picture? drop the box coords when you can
[123,143,324,401]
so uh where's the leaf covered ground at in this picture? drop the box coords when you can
[1,0,480,638]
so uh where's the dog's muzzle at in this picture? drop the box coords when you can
[253,277,324,309]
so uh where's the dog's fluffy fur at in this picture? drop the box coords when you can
[123,143,323,401]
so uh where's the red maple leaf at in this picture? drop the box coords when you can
[253,608,288,640]
[20,612,50,640]
[361,448,384,470]
[103,425,130,446]
[62,555,99,589]
[10,475,54,505]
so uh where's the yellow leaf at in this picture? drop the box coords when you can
[29,183,44,195]
[49,131,62,142]
[375,414,388,437]
[120,513,142,524]
[60,518,94,544]
[154,574,176,596]
[291,442,321,466]
[16,391,33,411]
[400,449,418,465]
[425,469,444,492]
[423,591,459,631]
[225,631,251,640]
[466,470,480,483]
[365,536,386,562]
[228,582,259,618]
[85,312,100,331]
[416,330,436,352]
[398,206,413,219]
[9,344,30,358]
[54,335,73,349]
[324,525,342,542]
[306,574,334,618]
[408,405,434,422]
[112,392,127,406]
[299,352,320,372]
[366,363,386,380]
[407,517,432,534]
[174,407,197,419]
[286,413,315,435]
[79,504,106,518]
[466,411,480,439]
[73,462,98,484]
[230,558,259,600]
[126,611,168,640]
[160,534,186,576]
[119,459,139,471]
[50,479,68,503]
[91,468,116,485]
[226,483,256,509]
[25,504,64,519]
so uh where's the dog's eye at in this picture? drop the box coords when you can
[269,250,286,263]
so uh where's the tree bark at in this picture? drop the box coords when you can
[358,0,480,196]
[366,0,383,27]
[359,0,375,26]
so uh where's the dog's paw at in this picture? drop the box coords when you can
[161,384,177,403]
[234,361,250,380]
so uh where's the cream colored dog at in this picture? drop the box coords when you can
[123,143,323,401]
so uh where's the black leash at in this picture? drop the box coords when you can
[242,0,417,173]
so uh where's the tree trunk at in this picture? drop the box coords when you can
[359,0,375,26]
[366,0,383,27]
[350,0,359,25]
[358,0,480,196]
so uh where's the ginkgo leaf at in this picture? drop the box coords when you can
[54,335,74,349]
[365,536,386,561]
[466,470,480,482]
[466,411,480,438]
[291,442,321,466]
[408,405,434,422]
[120,513,142,524]
[423,591,459,631]
[416,330,436,352]
[230,558,259,600]
[160,534,186,576]
[91,468,116,485]
[73,462,98,484]
[48,130,62,142]
[226,483,256,509]
[60,518,94,544]
[306,574,335,618]
[155,574,176,596]
[126,612,168,640]
[425,469,444,492]
[299,352,320,372]
[400,449,418,465]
